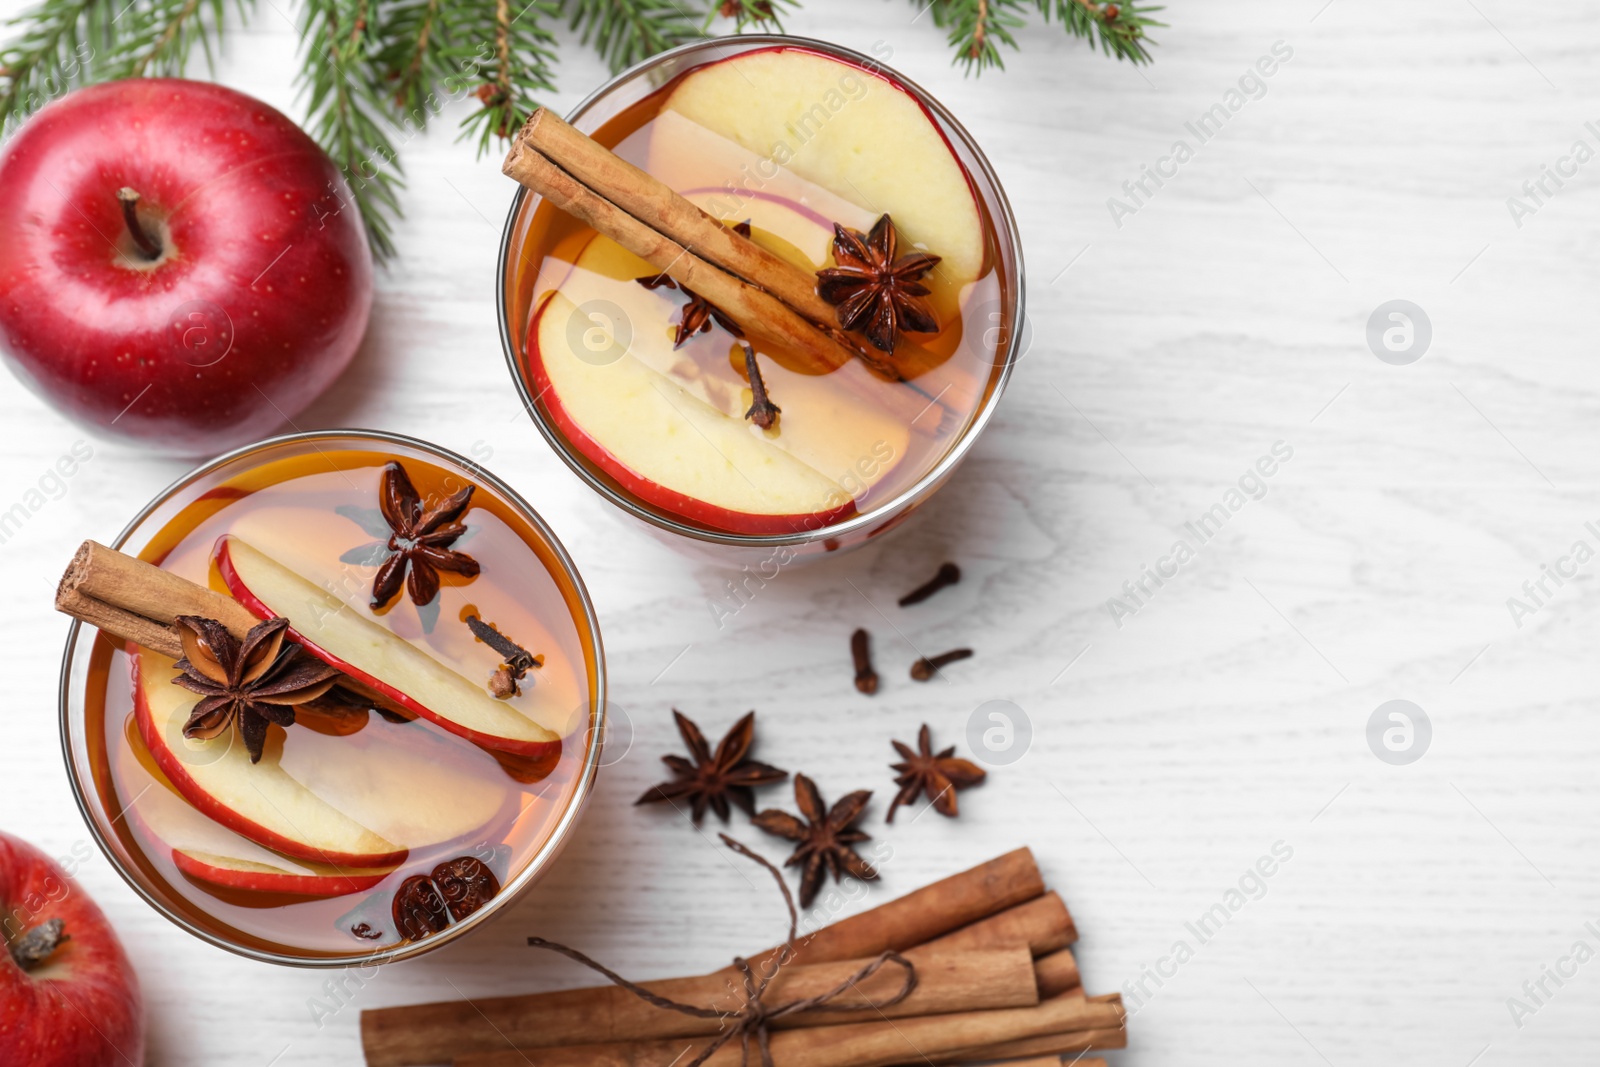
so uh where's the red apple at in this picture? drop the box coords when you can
[0,831,143,1067]
[0,78,372,454]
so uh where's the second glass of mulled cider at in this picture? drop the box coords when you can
[498,36,1025,563]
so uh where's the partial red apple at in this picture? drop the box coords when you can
[0,78,372,454]
[0,831,143,1067]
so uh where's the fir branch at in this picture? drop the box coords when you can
[703,0,793,36]
[99,0,243,79]
[0,0,100,137]
[565,0,698,75]
[376,0,448,115]
[927,0,1027,73]
[445,0,556,157]
[1038,0,1162,64]
[297,0,403,260]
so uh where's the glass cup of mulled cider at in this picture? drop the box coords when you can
[58,430,606,966]
[497,35,1025,565]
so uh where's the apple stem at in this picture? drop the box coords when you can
[117,187,163,260]
[8,918,69,972]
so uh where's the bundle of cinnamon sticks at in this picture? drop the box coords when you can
[360,848,1126,1066]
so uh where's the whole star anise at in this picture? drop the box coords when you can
[635,710,787,823]
[170,615,340,764]
[636,222,752,349]
[816,214,941,354]
[356,462,480,609]
[751,774,877,908]
[886,724,986,823]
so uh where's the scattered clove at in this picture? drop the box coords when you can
[910,648,973,681]
[899,562,960,606]
[465,614,543,698]
[851,628,879,694]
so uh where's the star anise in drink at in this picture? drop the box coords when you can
[170,615,340,764]
[635,710,787,823]
[815,213,941,354]
[886,724,986,823]
[637,221,753,349]
[355,461,480,609]
[751,774,877,908]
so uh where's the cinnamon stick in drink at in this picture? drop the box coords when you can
[360,947,1036,1067]
[57,539,262,643]
[55,540,396,710]
[518,108,839,330]
[503,137,868,379]
[451,994,1124,1067]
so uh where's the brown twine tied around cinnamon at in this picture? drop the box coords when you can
[528,833,918,1067]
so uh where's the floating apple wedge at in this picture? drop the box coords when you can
[133,649,406,869]
[561,232,911,497]
[171,849,392,897]
[662,48,986,296]
[216,535,563,759]
[530,290,864,533]
[119,738,397,897]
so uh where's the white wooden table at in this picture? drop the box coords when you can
[4,0,1599,1063]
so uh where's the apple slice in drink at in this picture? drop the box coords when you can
[660,49,986,299]
[558,229,913,489]
[531,290,880,533]
[118,722,399,896]
[170,849,394,896]
[133,649,406,868]
[216,535,563,758]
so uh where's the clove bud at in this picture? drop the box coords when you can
[851,628,879,694]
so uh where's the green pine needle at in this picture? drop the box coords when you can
[3,0,1159,261]
[567,0,698,74]
[296,0,404,260]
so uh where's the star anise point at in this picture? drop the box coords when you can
[886,723,986,823]
[170,615,340,764]
[751,773,877,908]
[635,709,788,825]
[360,462,480,611]
[816,213,942,355]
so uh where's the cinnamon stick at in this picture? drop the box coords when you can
[452,994,1124,1067]
[1033,948,1082,999]
[912,891,1076,960]
[934,1024,1127,1063]
[934,998,1126,1062]
[992,1059,1106,1067]
[57,540,262,642]
[360,947,1036,1067]
[504,138,868,379]
[520,108,839,330]
[743,847,1044,971]
[55,540,395,709]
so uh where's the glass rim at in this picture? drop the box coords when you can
[56,427,608,969]
[495,33,1027,549]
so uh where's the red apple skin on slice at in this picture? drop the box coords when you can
[132,650,407,869]
[215,536,563,758]
[526,295,858,535]
[171,849,391,896]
